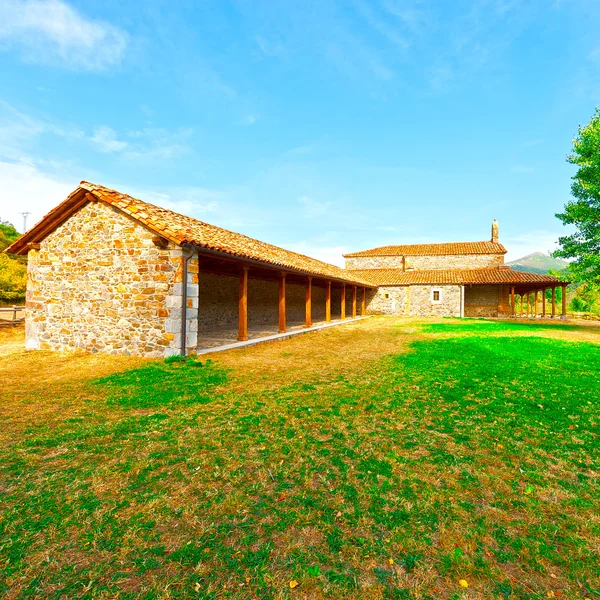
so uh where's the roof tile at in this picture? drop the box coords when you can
[344,241,507,257]
[6,182,373,287]
[350,268,565,286]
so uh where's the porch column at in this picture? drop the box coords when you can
[305,276,312,328]
[341,284,346,320]
[561,284,567,319]
[238,266,249,341]
[352,285,357,318]
[326,281,331,323]
[278,271,286,333]
[551,286,556,318]
[542,288,546,318]
[361,287,366,316]
[511,286,515,317]
[519,294,523,317]
[534,290,539,318]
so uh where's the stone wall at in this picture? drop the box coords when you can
[345,256,404,270]
[196,273,334,338]
[407,285,461,317]
[346,253,504,271]
[25,201,196,358]
[464,284,509,317]
[366,286,407,315]
[366,285,461,317]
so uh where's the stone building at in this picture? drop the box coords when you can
[6,183,567,358]
[345,220,567,318]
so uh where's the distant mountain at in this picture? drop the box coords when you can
[506,252,570,275]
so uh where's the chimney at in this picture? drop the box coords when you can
[491,219,499,243]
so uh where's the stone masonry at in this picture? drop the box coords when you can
[25,201,196,358]
[346,253,504,271]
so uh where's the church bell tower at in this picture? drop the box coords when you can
[491,219,499,243]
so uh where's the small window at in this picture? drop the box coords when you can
[432,289,442,303]
[384,292,390,299]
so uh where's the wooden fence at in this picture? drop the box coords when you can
[0,306,25,325]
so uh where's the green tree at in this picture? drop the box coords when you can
[0,220,20,244]
[0,221,26,304]
[555,107,600,284]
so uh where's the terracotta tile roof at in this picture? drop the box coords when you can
[5,182,374,287]
[350,268,565,286]
[344,241,507,257]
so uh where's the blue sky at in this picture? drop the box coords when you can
[1,0,599,264]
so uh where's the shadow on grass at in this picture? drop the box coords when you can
[93,357,228,408]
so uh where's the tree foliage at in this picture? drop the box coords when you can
[0,221,25,303]
[555,107,600,283]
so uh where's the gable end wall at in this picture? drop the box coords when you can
[25,201,196,358]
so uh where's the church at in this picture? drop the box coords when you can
[5,182,566,357]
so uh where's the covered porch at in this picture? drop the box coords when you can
[190,248,373,352]
[508,283,569,319]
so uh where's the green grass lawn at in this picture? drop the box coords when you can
[0,319,599,599]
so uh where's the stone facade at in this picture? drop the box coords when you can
[368,285,461,317]
[464,285,511,318]
[25,201,196,358]
[346,253,504,271]
[197,273,342,340]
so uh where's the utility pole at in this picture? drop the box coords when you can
[20,212,31,233]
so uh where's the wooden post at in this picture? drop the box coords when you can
[341,284,346,320]
[305,276,312,328]
[278,272,286,333]
[542,288,546,318]
[326,281,331,323]
[551,286,556,318]
[524,293,529,317]
[361,287,366,316]
[534,290,539,318]
[511,286,515,317]
[352,286,357,318]
[238,266,249,341]
[561,284,567,319]
[519,294,523,317]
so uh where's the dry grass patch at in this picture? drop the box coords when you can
[0,317,599,599]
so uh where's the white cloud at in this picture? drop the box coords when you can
[284,242,349,267]
[242,114,260,126]
[88,126,192,161]
[0,159,76,232]
[90,126,128,153]
[0,0,128,71]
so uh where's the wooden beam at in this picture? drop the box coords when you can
[278,272,286,333]
[551,286,556,318]
[341,284,346,320]
[542,288,546,318]
[361,287,366,316]
[305,276,312,328]
[26,242,41,251]
[238,266,249,341]
[511,286,515,317]
[562,283,567,319]
[152,235,169,249]
[326,281,331,323]
[352,286,357,318]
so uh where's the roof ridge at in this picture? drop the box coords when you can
[80,180,351,273]
[8,181,373,286]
